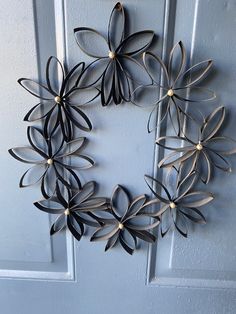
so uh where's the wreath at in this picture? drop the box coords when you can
[9,2,236,255]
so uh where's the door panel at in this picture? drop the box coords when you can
[0,0,74,280]
[149,0,236,290]
[1,0,236,313]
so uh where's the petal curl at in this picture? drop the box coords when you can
[74,27,109,58]
[144,175,171,203]
[116,30,154,56]
[50,214,66,235]
[180,59,213,88]
[108,2,125,51]
[180,191,214,208]
[168,41,186,86]
[46,56,65,95]
[18,78,53,100]
[201,106,225,142]
[111,185,130,218]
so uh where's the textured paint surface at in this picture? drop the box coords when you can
[0,0,236,313]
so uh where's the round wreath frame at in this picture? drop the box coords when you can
[9,2,236,255]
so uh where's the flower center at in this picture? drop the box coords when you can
[54,96,61,103]
[169,202,176,209]
[118,222,124,230]
[47,158,53,165]
[167,89,174,97]
[64,208,70,216]
[196,143,203,151]
[108,51,116,59]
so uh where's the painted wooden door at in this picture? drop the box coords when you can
[1,0,236,313]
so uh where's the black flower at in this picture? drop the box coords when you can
[18,56,99,141]
[90,185,159,255]
[34,181,107,240]
[145,173,214,237]
[74,2,154,106]
[156,106,236,183]
[133,41,215,133]
[8,126,94,198]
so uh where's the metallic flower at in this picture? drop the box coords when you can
[18,56,99,141]
[34,181,107,240]
[90,185,159,255]
[74,2,154,106]
[134,41,215,133]
[145,173,214,237]
[156,106,236,183]
[8,126,94,198]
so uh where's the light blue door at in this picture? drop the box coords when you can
[1,0,236,313]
